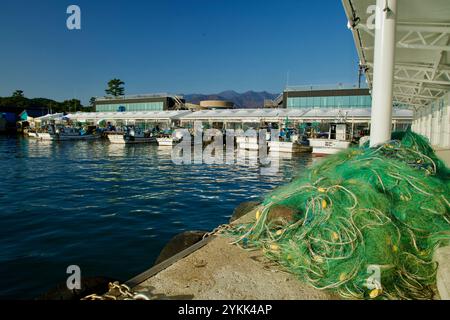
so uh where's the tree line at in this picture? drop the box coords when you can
[0,90,93,114]
[0,79,125,115]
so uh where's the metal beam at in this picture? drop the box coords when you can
[394,76,450,86]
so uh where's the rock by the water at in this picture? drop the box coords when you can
[229,201,260,223]
[154,231,207,266]
[267,205,297,226]
[37,276,117,300]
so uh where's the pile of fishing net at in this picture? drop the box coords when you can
[230,130,450,299]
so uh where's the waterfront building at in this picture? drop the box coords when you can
[283,85,372,109]
[176,108,412,132]
[94,94,186,112]
[199,100,234,110]
[50,106,412,134]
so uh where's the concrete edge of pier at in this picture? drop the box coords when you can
[126,208,339,300]
[434,149,450,300]
[435,247,450,300]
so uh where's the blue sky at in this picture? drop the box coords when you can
[0,0,359,103]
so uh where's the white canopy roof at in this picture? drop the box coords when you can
[34,113,66,122]
[342,0,450,109]
[301,108,412,120]
[67,110,192,122]
[179,109,309,121]
[178,108,412,122]
[35,108,412,124]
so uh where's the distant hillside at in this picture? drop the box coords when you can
[184,90,279,108]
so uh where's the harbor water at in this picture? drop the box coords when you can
[0,136,314,299]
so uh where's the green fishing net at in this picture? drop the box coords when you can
[230,130,450,300]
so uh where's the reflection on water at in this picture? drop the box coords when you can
[0,136,314,299]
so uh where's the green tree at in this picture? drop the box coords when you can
[62,99,82,113]
[12,90,24,98]
[89,97,96,107]
[105,79,125,97]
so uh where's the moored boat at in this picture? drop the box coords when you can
[156,130,184,146]
[236,136,260,151]
[309,139,351,155]
[107,127,156,144]
[309,123,351,155]
[268,141,312,153]
[41,125,100,141]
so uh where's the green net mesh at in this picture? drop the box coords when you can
[229,130,450,300]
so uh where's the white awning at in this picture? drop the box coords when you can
[34,113,65,122]
[67,111,192,122]
[177,108,412,122]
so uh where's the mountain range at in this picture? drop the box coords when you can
[183,90,279,109]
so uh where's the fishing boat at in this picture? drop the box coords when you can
[309,123,351,155]
[236,136,260,151]
[156,130,184,146]
[107,127,156,144]
[36,132,52,140]
[28,128,52,140]
[268,129,312,154]
[268,140,312,153]
[40,125,100,141]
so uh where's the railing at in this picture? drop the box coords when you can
[96,93,184,101]
[285,83,368,92]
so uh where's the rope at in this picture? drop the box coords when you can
[82,282,151,300]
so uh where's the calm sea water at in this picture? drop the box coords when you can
[0,135,313,299]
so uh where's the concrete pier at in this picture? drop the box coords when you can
[435,148,450,167]
[127,209,338,300]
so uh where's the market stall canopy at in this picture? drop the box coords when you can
[177,108,412,122]
[34,113,65,122]
[67,111,192,122]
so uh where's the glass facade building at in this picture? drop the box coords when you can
[95,101,164,112]
[284,87,372,109]
[287,95,372,109]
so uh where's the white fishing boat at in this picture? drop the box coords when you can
[309,139,351,155]
[156,137,176,146]
[236,136,260,151]
[36,132,52,140]
[156,131,184,146]
[268,140,312,154]
[309,123,351,155]
[41,125,100,141]
[266,127,312,154]
[107,128,156,144]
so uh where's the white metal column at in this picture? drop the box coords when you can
[370,0,398,147]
